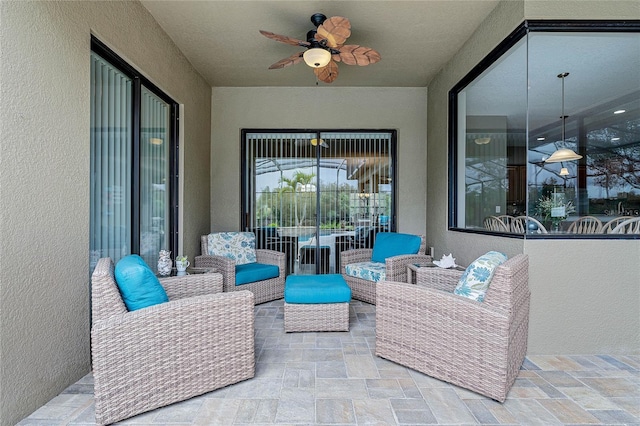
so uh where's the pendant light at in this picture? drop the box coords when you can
[545,72,583,163]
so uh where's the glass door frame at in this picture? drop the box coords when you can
[241,129,398,274]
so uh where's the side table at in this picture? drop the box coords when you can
[157,266,216,278]
[406,262,465,284]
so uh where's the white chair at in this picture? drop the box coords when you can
[496,215,513,229]
[601,216,633,233]
[484,216,510,232]
[511,216,548,234]
[567,216,603,234]
[610,217,640,234]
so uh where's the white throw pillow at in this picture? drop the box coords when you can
[454,251,507,302]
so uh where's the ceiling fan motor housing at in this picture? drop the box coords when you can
[310,13,327,27]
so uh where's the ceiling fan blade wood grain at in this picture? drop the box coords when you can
[339,45,381,66]
[268,52,304,69]
[314,60,339,83]
[316,16,351,48]
[259,30,310,47]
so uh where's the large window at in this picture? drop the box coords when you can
[90,37,179,271]
[242,130,396,274]
[450,21,640,238]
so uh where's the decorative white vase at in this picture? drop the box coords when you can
[157,250,172,276]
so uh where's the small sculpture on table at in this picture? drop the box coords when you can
[433,253,458,268]
[157,250,172,276]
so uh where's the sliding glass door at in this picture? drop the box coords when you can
[243,130,396,275]
[90,38,178,272]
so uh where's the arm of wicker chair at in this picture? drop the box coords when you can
[256,249,286,272]
[159,272,223,300]
[194,255,236,292]
[385,254,433,282]
[91,290,255,425]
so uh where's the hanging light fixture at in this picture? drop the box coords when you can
[310,137,329,148]
[560,167,570,176]
[474,137,491,145]
[303,48,331,68]
[545,72,583,163]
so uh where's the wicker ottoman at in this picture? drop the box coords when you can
[284,274,351,332]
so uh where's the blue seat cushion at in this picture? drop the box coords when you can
[344,261,387,283]
[114,255,169,311]
[235,262,280,285]
[285,274,351,304]
[371,233,421,263]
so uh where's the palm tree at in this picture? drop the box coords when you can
[279,170,316,227]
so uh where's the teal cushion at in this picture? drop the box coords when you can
[454,251,508,302]
[285,274,351,304]
[235,262,279,285]
[344,261,387,283]
[114,255,169,311]
[371,233,421,263]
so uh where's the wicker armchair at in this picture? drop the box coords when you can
[376,254,530,402]
[195,234,286,304]
[340,234,430,304]
[91,258,255,425]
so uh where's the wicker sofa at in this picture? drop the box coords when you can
[195,234,286,304]
[91,257,255,425]
[375,254,530,402]
[340,234,430,304]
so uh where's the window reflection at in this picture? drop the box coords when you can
[452,24,640,237]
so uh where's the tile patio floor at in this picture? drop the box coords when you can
[19,300,640,425]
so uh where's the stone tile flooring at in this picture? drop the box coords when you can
[19,300,640,425]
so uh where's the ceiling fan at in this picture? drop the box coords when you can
[294,137,329,149]
[259,13,381,84]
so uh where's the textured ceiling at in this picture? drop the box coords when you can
[140,0,501,87]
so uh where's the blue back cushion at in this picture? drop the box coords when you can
[235,262,280,285]
[371,232,422,263]
[115,255,169,311]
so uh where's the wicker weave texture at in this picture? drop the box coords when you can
[284,302,349,332]
[340,235,430,304]
[376,254,530,402]
[91,258,256,425]
[196,235,286,304]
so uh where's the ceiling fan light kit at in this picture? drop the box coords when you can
[260,13,381,83]
[303,48,331,68]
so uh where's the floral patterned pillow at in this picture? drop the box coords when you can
[454,251,507,302]
[207,232,257,265]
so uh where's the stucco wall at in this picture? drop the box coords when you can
[0,2,211,425]
[426,0,640,354]
[211,87,427,236]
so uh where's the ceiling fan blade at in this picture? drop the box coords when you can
[268,52,304,69]
[314,60,339,84]
[259,30,310,47]
[338,45,381,66]
[315,16,351,48]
